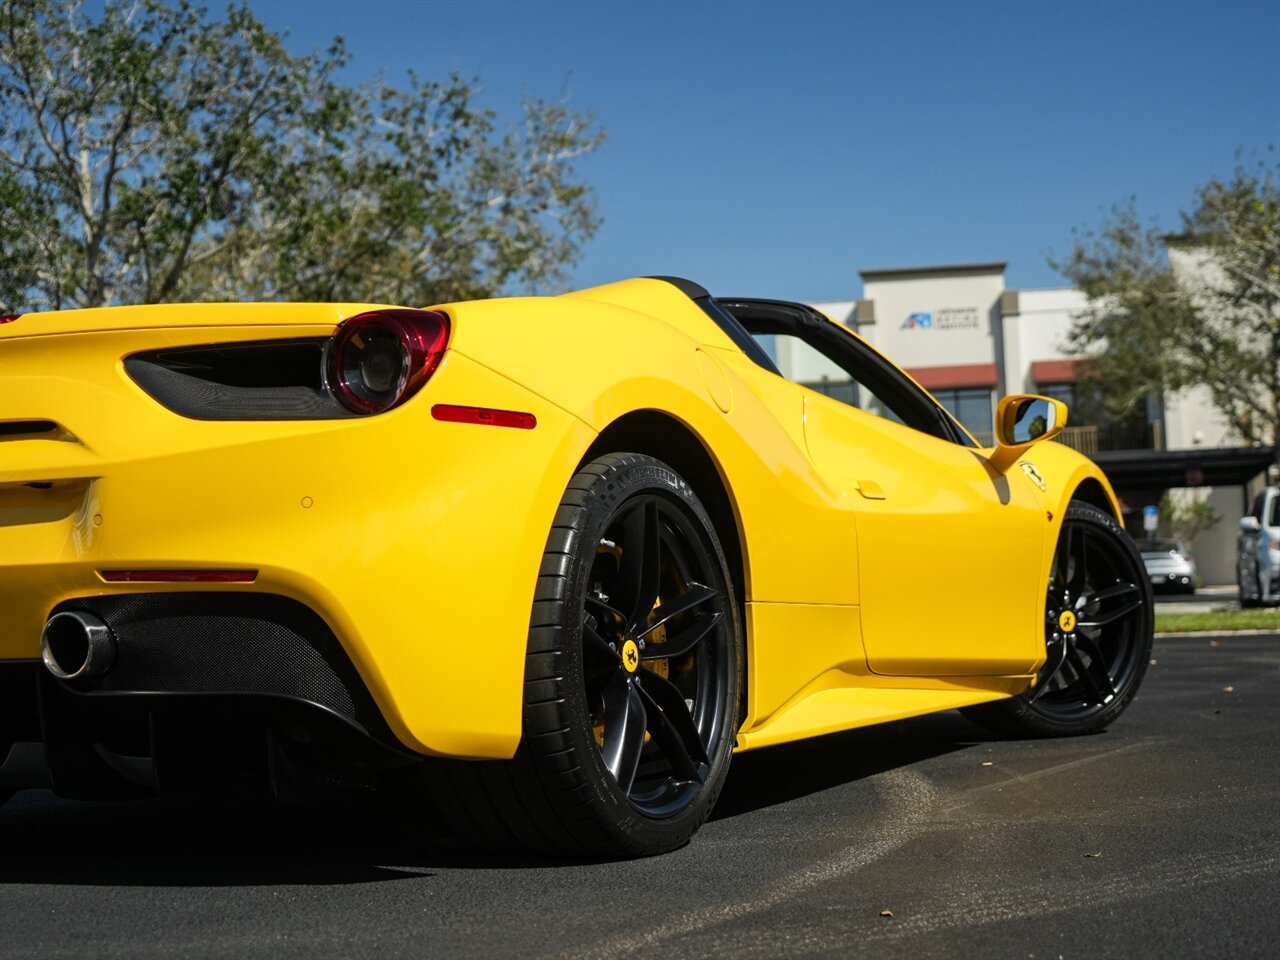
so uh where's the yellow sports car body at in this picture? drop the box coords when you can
[0,277,1153,855]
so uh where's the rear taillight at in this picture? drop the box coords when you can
[326,309,450,415]
[0,314,22,324]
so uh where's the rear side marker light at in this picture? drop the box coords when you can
[431,404,537,430]
[99,570,258,583]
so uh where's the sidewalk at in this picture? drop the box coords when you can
[1153,583,1241,617]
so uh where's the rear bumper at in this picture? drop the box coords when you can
[1147,571,1196,591]
[0,658,416,800]
[45,591,394,732]
[1,328,596,759]
[1143,560,1196,592]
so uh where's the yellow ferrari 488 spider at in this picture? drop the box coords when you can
[0,276,1153,856]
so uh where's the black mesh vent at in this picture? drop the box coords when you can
[125,339,354,420]
[51,593,390,739]
[0,419,59,438]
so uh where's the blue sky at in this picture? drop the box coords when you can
[250,0,1279,300]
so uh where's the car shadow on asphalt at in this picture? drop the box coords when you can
[0,712,999,885]
[711,710,995,820]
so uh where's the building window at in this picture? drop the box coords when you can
[931,387,993,437]
[1039,382,1075,409]
[1035,380,1157,451]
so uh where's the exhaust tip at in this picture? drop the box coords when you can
[41,611,116,680]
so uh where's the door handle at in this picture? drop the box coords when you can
[856,479,886,500]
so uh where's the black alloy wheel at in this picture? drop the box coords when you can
[428,454,741,857]
[580,492,731,817]
[963,501,1154,737]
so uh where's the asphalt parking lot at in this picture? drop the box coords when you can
[2,631,1277,960]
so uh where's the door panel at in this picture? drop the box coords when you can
[803,392,1048,676]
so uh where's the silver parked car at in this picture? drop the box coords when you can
[1238,486,1280,607]
[1137,538,1198,594]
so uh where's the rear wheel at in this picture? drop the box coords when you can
[430,453,742,857]
[963,501,1153,737]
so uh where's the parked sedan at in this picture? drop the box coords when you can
[1137,539,1198,594]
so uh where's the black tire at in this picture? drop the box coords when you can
[429,453,742,857]
[0,737,10,809]
[963,501,1154,738]
[1239,568,1261,608]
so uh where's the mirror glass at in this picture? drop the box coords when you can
[1008,398,1055,444]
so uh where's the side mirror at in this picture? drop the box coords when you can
[987,395,1068,474]
[1239,516,1261,533]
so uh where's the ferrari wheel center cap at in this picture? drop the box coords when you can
[621,639,640,673]
[1058,610,1077,633]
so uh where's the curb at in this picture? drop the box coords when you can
[1155,629,1280,638]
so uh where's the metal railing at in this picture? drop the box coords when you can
[1061,420,1165,453]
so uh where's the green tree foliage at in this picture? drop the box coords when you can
[0,0,603,311]
[1157,492,1220,548]
[1053,157,1280,446]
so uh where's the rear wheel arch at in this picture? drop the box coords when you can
[582,410,749,723]
[428,452,742,856]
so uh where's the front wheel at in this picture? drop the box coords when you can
[963,501,1154,737]
[430,453,742,857]
[1239,565,1261,608]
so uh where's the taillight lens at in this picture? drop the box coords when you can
[326,309,450,415]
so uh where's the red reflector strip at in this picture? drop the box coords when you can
[431,404,537,429]
[99,570,258,583]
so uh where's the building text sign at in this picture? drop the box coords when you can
[900,306,982,331]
